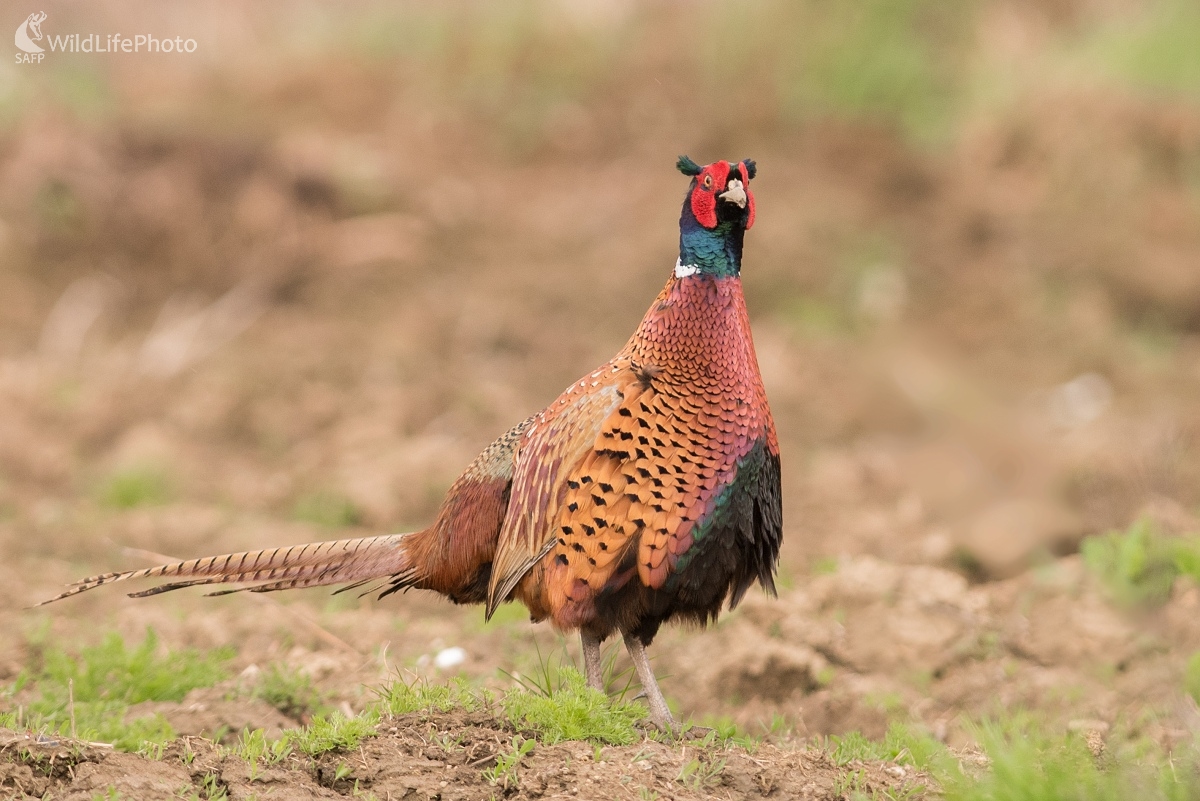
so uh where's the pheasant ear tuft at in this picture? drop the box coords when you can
[676,155,702,176]
[742,159,757,180]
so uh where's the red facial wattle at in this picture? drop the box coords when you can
[689,161,729,229]
[689,160,754,230]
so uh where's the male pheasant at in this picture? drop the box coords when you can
[39,156,782,727]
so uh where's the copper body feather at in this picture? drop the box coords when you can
[39,157,782,659]
[511,274,780,639]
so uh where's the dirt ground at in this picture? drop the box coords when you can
[3,0,1200,797]
[0,715,928,801]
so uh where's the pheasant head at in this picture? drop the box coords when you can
[675,155,756,279]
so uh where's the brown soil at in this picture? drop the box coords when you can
[3,556,1197,799]
[662,555,1200,749]
[1,716,926,801]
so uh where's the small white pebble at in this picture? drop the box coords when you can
[434,646,467,669]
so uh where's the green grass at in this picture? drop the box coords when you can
[204,0,983,148]
[818,717,1200,800]
[91,790,127,801]
[503,667,644,745]
[289,709,379,756]
[193,772,228,801]
[699,0,978,142]
[0,637,642,758]
[941,717,1200,801]
[252,663,325,719]
[695,716,757,750]
[377,675,481,716]
[97,466,172,509]
[226,674,502,765]
[380,664,642,745]
[292,491,362,528]
[1082,0,1200,100]
[34,179,85,237]
[17,637,1200,800]
[477,601,531,629]
[225,709,381,766]
[676,754,726,791]
[228,727,293,765]
[779,297,854,339]
[482,735,535,789]
[811,556,840,575]
[10,0,1198,169]
[1184,652,1200,705]
[821,723,942,800]
[1081,518,1200,606]
[46,62,116,120]
[827,722,949,772]
[9,629,232,750]
[21,0,1192,170]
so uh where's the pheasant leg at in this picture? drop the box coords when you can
[624,634,674,728]
[581,631,603,691]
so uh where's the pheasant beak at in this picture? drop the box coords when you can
[719,178,747,209]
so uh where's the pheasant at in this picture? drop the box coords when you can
[39,156,782,728]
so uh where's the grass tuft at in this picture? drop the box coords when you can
[290,710,378,756]
[1081,518,1200,607]
[292,491,362,528]
[1185,652,1200,706]
[699,0,977,143]
[13,629,231,750]
[482,735,535,789]
[228,727,293,765]
[377,675,481,716]
[676,754,726,791]
[503,667,644,745]
[941,716,1200,800]
[1082,0,1200,100]
[252,663,324,720]
[97,466,172,509]
[695,716,762,751]
[828,726,922,766]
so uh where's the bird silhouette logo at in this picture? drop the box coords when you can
[15,11,47,54]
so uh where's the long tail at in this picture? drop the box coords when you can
[35,533,416,606]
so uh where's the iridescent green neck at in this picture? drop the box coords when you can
[678,221,743,278]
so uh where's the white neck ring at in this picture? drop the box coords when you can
[674,258,699,278]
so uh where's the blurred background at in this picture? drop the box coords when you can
[3,0,1200,740]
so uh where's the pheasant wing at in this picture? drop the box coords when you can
[485,365,630,616]
[545,279,781,615]
[549,378,778,591]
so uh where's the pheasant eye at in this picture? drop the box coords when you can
[702,175,713,190]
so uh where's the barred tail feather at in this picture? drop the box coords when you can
[36,533,414,606]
